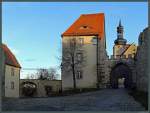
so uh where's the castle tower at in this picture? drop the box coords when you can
[113,20,137,59]
[61,13,108,90]
[114,20,127,45]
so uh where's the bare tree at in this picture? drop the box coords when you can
[48,67,58,80]
[62,37,86,89]
[37,68,49,80]
[25,73,36,79]
[37,68,59,80]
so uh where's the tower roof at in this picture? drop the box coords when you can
[115,20,127,45]
[62,13,105,39]
[2,44,21,68]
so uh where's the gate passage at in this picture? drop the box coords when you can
[110,63,132,89]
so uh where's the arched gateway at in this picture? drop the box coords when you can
[110,63,132,89]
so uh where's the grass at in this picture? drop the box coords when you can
[128,89,148,110]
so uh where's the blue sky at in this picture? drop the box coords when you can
[2,2,148,79]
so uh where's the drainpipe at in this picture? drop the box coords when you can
[96,36,99,88]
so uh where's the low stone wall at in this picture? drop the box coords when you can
[20,79,62,97]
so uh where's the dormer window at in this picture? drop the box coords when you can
[83,26,87,28]
[80,25,89,29]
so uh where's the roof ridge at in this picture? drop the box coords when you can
[81,13,104,16]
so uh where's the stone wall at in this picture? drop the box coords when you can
[20,79,62,97]
[135,27,149,92]
[97,36,110,88]
[107,58,136,88]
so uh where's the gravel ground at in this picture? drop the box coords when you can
[2,88,146,111]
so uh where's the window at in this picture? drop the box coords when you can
[91,37,97,45]
[76,71,83,79]
[79,38,84,45]
[128,54,132,58]
[80,25,89,29]
[77,53,82,62]
[11,68,14,76]
[11,82,14,89]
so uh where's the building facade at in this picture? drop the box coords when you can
[2,44,21,98]
[135,27,149,92]
[61,13,109,90]
[61,13,148,92]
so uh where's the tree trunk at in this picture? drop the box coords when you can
[72,65,76,89]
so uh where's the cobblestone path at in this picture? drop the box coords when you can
[3,88,146,111]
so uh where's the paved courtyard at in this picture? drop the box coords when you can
[3,88,146,111]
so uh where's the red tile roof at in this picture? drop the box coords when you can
[62,13,105,39]
[2,44,21,68]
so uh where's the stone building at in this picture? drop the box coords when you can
[113,21,137,59]
[61,12,148,91]
[135,27,149,92]
[61,13,109,90]
[2,44,21,98]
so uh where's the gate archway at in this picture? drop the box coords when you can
[110,63,132,89]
